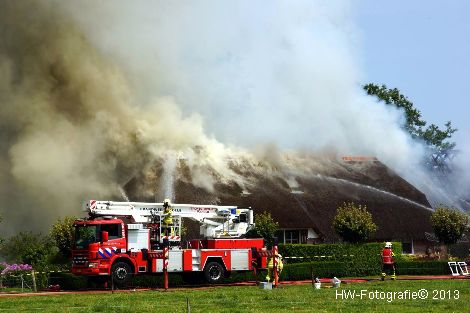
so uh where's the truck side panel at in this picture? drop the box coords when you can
[230,250,250,270]
[154,250,184,272]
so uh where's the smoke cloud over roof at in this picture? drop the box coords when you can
[0,1,436,235]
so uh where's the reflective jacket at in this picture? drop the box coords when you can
[382,248,394,264]
[267,255,284,271]
[162,208,173,225]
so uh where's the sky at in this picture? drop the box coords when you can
[355,0,470,147]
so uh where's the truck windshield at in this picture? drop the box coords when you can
[74,225,98,249]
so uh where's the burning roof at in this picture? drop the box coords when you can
[124,155,433,242]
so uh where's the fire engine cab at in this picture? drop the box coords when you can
[71,200,269,286]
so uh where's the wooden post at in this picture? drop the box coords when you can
[163,238,169,290]
[31,270,37,292]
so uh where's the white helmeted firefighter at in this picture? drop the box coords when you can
[266,253,283,283]
[162,199,173,235]
[381,242,396,280]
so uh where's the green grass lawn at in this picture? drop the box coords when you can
[0,279,469,313]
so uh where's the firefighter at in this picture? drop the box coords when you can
[162,199,173,235]
[381,242,396,280]
[266,254,283,283]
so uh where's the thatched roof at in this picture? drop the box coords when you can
[124,156,433,242]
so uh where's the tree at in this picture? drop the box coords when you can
[333,202,377,243]
[50,216,77,258]
[363,83,457,150]
[245,211,279,248]
[0,232,54,266]
[0,215,3,245]
[430,205,469,245]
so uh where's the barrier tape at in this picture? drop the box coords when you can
[284,255,355,259]
[1,270,70,277]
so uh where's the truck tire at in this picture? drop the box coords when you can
[111,261,132,287]
[204,262,225,284]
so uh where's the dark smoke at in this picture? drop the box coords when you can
[0,1,158,234]
[0,1,256,235]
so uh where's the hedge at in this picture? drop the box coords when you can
[279,242,402,276]
[42,259,452,290]
[42,242,452,289]
[128,260,450,286]
[395,261,450,276]
[279,242,403,262]
[278,243,452,277]
[48,272,87,290]
[279,260,451,280]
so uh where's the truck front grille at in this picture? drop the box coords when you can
[73,255,88,266]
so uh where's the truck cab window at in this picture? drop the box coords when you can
[101,224,121,240]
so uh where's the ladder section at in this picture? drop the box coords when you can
[192,249,201,271]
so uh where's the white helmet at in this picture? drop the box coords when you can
[163,198,172,208]
[385,242,392,248]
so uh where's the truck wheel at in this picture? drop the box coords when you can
[111,262,132,287]
[204,262,225,284]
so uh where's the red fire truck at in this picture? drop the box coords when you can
[71,200,271,286]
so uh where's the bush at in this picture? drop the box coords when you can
[0,232,55,267]
[431,206,469,245]
[50,216,77,258]
[246,212,279,248]
[332,202,377,243]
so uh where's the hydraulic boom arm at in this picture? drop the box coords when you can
[85,200,254,238]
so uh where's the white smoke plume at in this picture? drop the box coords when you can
[0,0,434,235]
[63,1,424,164]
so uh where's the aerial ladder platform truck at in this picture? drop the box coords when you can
[71,200,274,286]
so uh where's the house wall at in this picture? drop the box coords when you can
[276,228,319,244]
